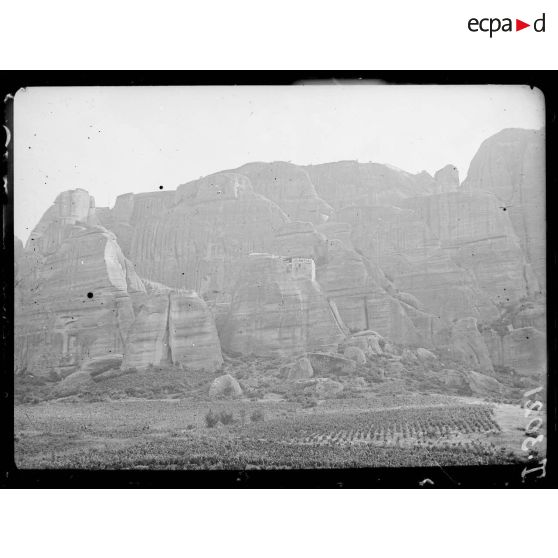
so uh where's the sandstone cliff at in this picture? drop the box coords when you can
[126,173,289,300]
[220,253,346,357]
[15,190,223,376]
[15,128,546,382]
[462,128,545,291]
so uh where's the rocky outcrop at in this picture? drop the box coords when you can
[80,355,124,377]
[343,346,367,365]
[307,352,357,375]
[283,357,314,380]
[344,330,385,357]
[305,161,438,211]
[315,238,441,346]
[439,369,505,397]
[402,190,537,309]
[462,128,545,291]
[26,188,97,256]
[231,162,334,225]
[435,318,494,374]
[220,254,346,357]
[15,221,143,378]
[336,204,497,323]
[15,190,223,377]
[15,127,546,385]
[127,173,289,300]
[122,283,223,371]
[273,221,328,263]
[483,327,546,376]
[315,378,344,398]
[434,164,459,193]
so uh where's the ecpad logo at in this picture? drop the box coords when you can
[468,13,546,37]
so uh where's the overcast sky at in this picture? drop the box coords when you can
[14,84,544,243]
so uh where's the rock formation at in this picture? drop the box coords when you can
[402,190,537,309]
[15,127,546,384]
[220,253,346,357]
[482,327,546,377]
[435,318,494,374]
[304,161,438,210]
[15,190,222,377]
[462,128,545,291]
[434,164,459,193]
[126,173,289,299]
[231,162,334,225]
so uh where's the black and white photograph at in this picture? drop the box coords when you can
[8,82,549,480]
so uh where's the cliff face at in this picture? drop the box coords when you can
[15,128,545,380]
[220,253,346,357]
[15,192,222,376]
[304,161,439,210]
[462,128,545,291]
[15,223,142,377]
[402,190,536,309]
[126,173,289,299]
[121,283,223,371]
[230,162,334,225]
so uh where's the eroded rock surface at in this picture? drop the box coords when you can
[15,128,546,386]
[462,128,545,291]
[220,253,346,357]
[16,190,223,377]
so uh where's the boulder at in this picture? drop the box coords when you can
[439,368,506,397]
[466,370,506,397]
[315,378,344,398]
[208,374,243,399]
[307,352,357,376]
[80,354,123,377]
[344,346,367,365]
[285,357,314,380]
[345,330,385,356]
[416,348,437,361]
[440,369,467,390]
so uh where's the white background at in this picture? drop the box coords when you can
[2,0,556,69]
[3,0,554,555]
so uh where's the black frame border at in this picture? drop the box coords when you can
[1,71,556,488]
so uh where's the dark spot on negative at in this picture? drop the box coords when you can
[87,292,94,299]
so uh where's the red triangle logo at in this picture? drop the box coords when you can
[516,19,530,31]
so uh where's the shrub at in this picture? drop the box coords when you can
[219,410,235,425]
[205,409,220,428]
[250,408,265,422]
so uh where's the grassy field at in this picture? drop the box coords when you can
[14,394,542,470]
